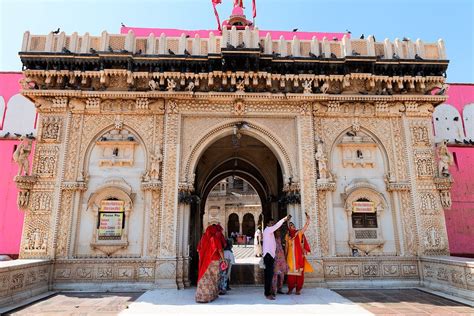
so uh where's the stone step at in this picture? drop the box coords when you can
[230,264,264,285]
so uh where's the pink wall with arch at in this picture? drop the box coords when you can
[433,84,474,257]
[0,72,37,257]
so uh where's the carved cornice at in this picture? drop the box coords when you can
[61,181,88,191]
[141,180,162,191]
[14,175,38,190]
[24,92,445,118]
[386,181,411,192]
[316,180,337,191]
[434,176,453,191]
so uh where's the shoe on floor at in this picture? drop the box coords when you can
[265,295,275,300]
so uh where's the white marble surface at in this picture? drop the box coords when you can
[121,287,373,316]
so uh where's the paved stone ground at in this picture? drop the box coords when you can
[120,287,372,316]
[5,292,143,316]
[233,244,260,264]
[5,288,474,315]
[335,289,474,315]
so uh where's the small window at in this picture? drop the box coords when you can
[351,198,377,228]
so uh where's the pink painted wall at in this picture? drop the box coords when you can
[439,83,474,256]
[0,72,36,257]
[0,140,27,256]
[121,26,346,41]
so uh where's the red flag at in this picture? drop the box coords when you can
[212,0,222,31]
[252,0,256,18]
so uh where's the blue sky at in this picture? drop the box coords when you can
[1,0,473,83]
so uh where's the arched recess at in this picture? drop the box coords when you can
[75,124,147,258]
[2,94,37,135]
[433,104,465,142]
[0,96,5,130]
[85,178,135,256]
[242,213,256,237]
[81,124,149,176]
[185,120,294,183]
[187,131,285,285]
[329,127,391,174]
[463,104,474,139]
[228,213,240,235]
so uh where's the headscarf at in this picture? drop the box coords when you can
[197,225,223,282]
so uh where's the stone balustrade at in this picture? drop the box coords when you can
[0,259,52,307]
[420,256,474,302]
[21,28,447,60]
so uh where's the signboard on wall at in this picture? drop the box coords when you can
[98,200,124,238]
[352,201,375,213]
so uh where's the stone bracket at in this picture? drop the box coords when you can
[14,175,38,210]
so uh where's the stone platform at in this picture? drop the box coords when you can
[120,287,372,316]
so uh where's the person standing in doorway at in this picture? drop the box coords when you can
[285,212,313,295]
[254,225,263,257]
[262,215,291,300]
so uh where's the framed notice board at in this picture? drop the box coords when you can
[98,200,125,240]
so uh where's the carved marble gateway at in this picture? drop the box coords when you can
[14,22,455,292]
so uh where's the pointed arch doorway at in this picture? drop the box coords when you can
[188,133,287,285]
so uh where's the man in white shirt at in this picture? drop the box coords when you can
[262,214,291,300]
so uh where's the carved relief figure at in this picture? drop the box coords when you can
[315,141,331,180]
[166,78,176,92]
[149,79,158,91]
[185,81,195,92]
[147,145,163,180]
[13,137,33,176]
[423,226,442,249]
[42,117,61,141]
[236,80,245,92]
[437,140,453,177]
[302,80,313,94]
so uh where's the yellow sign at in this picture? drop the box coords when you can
[100,200,124,212]
[352,201,375,213]
[98,200,124,237]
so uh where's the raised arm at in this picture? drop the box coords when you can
[267,215,290,234]
[300,212,311,235]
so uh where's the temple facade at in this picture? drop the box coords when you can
[7,8,473,302]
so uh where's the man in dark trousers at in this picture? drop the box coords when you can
[262,214,291,300]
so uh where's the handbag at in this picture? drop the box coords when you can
[220,260,228,271]
[258,257,265,269]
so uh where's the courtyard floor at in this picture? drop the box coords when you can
[4,288,473,316]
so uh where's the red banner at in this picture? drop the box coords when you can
[212,0,222,31]
[252,0,257,18]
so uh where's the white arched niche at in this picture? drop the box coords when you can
[433,104,465,142]
[2,94,37,135]
[463,104,474,140]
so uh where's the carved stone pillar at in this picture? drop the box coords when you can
[55,181,87,258]
[316,181,336,257]
[404,114,449,256]
[141,180,162,258]
[155,100,180,288]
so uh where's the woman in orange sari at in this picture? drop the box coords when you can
[285,213,313,295]
[195,224,225,303]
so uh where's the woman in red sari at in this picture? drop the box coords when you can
[285,213,313,295]
[195,224,225,303]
